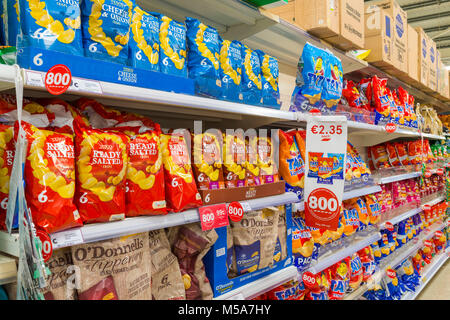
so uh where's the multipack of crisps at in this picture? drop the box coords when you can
[345,198,370,231]
[372,76,390,125]
[322,50,343,111]
[74,120,128,223]
[328,259,350,300]
[154,13,187,77]
[292,215,315,271]
[186,17,221,98]
[219,40,243,102]
[113,126,166,217]
[382,268,403,300]
[244,135,260,186]
[364,194,381,225]
[20,121,82,233]
[264,280,305,300]
[222,132,246,188]
[241,45,262,105]
[3,0,20,47]
[128,5,160,71]
[1,94,55,128]
[358,246,377,283]
[39,98,89,130]
[341,80,370,110]
[0,124,14,230]
[80,0,133,64]
[291,43,326,111]
[161,132,202,212]
[346,252,363,292]
[192,131,224,190]
[396,258,420,292]
[385,142,400,166]
[19,0,83,56]
[257,134,278,184]
[278,130,305,200]
[392,90,406,126]
[255,50,280,108]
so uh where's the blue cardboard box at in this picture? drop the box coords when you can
[203,204,293,298]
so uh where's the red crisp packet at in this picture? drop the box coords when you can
[265,280,306,300]
[358,78,374,111]
[385,142,400,166]
[328,260,350,300]
[78,276,119,300]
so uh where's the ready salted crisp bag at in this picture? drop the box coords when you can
[255,50,280,108]
[0,124,14,230]
[154,13,187,77]
[80,0,133,64]
[129,5,159,71]
[185,17,221,98]
[71,233,152,300]
[19,0,83,56]
[74,120,128,224]
[220,40,243,102]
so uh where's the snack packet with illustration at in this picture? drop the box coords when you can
[322,50,343,112]
[241,45,262,105]
[255,50,280,108]
[219,40,243,102]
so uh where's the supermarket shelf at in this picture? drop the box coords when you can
[0,232,19,258]
[49,192,298,249]
[0,254,17,286]
[422,133,446,140]
[423,195,446,207]
[306,228,381,274]
[379,207,422,229]
[375,171,422,185]
[402,252,449,300]
[214,265,298,300]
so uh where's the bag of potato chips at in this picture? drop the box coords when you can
[20,121,81,233]
[273,206,287,263]
[222,132,246,188]
[154,13,187,77]
[161,132,202,212]
[185,17,221,98]
[3,0,20,47]
[0,124,13,230]
[220,39,243,103]
[257,135,278,184]
[255,50,280,108]
[44,247,77,300]
[74,120,128,223]
[244,134,260,186]
[129,5,159,71]
[19,0,83,56]
[80,0,133,64]
[241,44,262,105]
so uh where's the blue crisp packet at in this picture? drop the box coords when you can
[397,259,420,292]
[185,17,221,98]
[3,0,20,47]
[383,268,402,300]
[19,0,83,56]
[154,13,187,77]
[241,45,262,105]
[255,49,280,108]
[292,216,315,271]
[291,43,327,110]
[363,283,387,300]
[234,240,260,275]
[0,2,4,45]
[128,5,159,71]
[220,39,243,103]
[322,50,343,112]
[81,0,132,64]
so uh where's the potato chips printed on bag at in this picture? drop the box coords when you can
[328,259,350,300]
[278,130,305,200]
[230,208,279,275]
[20,121,81,234]
[19,0,83,56]
[364,194,381,225]
[292,214,315,271]
[186,17,221,98]
[255,50,280,108]
[129,5,160,71]
[154,13,187,77]
[346,252,363,292]
[74,120,128,224]
[220,40,243,102]
[80,0,132,64]
[394,142,410,166]
[71,232,152,300]
[241,45,262,105]
[222,132,246,188]
[257,135,278,184]
[0,124,14,230]
[370,144,390,169]
[161,132,202,212]
[244,135,261,186]
[114,126,166,217]
[192,131,224,190]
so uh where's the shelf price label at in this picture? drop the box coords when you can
[199,204,228,231]
[36,229,53,262]
[302,271,317,289]
[45,64,72,95]
[385,122,397,133]
[228,202,244,222]
[304,115,347,230]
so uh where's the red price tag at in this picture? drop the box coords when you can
[425,170,432,178]
[45,64,72,95]
[36,229,53,262]
[386,268,396,279]
[437,168,444,176]
[305,188,340,230]
[435,231,443,238]
[385,122,397,133]
[199,204,228,231]
[385,222,394,231]
[228,202,244,222]
[423,240,432,247]
[302,271,317,289]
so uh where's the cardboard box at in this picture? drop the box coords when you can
[446,71,450,99]
[428,35,438,92]
[325,0,365,50]
[364,7,394,68]
[267,0,295,25]
[407,25,419,82]
[368,0,408,73]
[295,0,340,38]
[416,27,429,88]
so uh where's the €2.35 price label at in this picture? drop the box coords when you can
[199,203,228,231]
[45,64,72,95]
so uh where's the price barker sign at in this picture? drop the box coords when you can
[304,115,347,230]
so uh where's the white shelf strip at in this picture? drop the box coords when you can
[380,207,422,229]
[402,252,449,300]
[376,171,422,185]
[49,192,299,249]
[214,265,299,300]
[306,229,382,274]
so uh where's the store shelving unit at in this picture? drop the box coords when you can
[214,266,299,300]
[375,171,423,185]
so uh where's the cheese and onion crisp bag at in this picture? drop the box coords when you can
[241,44,262,105]
[220,39,243,102]
[255,49,280,108]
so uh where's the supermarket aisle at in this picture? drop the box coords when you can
[417,259,450,300]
